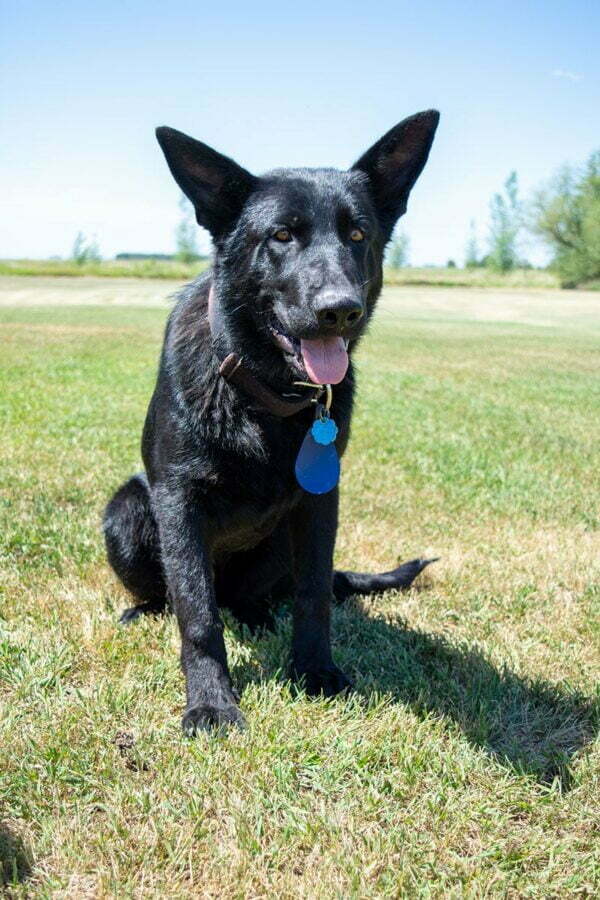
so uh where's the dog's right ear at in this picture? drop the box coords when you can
[155,127,257,238]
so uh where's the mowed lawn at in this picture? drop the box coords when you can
[1,277,599,897]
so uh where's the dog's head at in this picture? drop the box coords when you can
[156,112,439,385]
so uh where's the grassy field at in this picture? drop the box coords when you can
[0,258,211,281]
[1,276,599,897]
[0,257,565,289]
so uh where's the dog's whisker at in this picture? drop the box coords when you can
[226,303,247,317]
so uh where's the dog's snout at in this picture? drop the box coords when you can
[315,293,364,332]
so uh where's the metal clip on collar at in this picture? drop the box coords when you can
[293,382,332,411]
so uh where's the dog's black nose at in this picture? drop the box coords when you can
[315,294,364,331]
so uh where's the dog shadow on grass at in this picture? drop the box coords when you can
[0,823,32,890]
[230,599,599,788]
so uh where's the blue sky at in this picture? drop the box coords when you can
[1,0,598,264]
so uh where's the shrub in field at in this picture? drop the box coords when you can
[487,171,521,272]
[387,230,410,269]
[71,231,101,265]
[465,218,483,268]
[531,150,600,288]
[175,192,200,263]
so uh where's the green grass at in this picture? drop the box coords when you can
[0,257,566,289]
[0,258,210,280]
[1,279,599,897]
[383,265,561,289]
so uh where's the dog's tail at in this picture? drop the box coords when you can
[332,557,438,603]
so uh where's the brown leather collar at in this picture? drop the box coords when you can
[208,285,322,417]
[218,352,322,418]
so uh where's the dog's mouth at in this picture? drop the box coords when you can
[268,315,349,385]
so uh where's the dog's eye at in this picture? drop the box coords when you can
[273,228,292,242]
[350,227,365,242]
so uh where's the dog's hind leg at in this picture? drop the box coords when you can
[103,473,168,623]
[332,557,438,602]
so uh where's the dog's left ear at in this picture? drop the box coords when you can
[352,110,440,239]
[156,126,257,239]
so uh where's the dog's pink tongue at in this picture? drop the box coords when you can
[300,336,349,385]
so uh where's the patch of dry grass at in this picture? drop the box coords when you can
[0,278,599,897]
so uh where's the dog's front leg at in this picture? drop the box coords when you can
[154,484,244,734]
[289,488,352,697]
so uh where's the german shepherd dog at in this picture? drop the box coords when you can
[103,110,440,734]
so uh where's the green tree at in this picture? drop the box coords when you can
[387,231,409,269]
[487,171,521,272]
[71,232,101,265]
[175,193,200,263]
[530,150,600,288]
[465,219,480,268]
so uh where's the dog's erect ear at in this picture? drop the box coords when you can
[352,110,440,239]
[156,126,257,238]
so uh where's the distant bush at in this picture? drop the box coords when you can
[487,172,521,273]
[530,150,600,288]
[72,232,101,265]
[387,231,410,269]
[176,193,201,263]
[465,219,483,268]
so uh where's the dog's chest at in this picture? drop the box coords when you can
[198,395,350,553]
[211,489,299,553]
[204,420,305,551]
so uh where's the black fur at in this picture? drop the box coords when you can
[103,110,440,733]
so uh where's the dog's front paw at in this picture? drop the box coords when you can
[292,664,353,698]
[182,701,246,736]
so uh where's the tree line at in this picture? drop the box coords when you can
[387,148,600,288]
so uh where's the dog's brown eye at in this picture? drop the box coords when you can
[274,228,292,242]
[350,227,365,242]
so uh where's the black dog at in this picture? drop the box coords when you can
[103,110,440,733]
